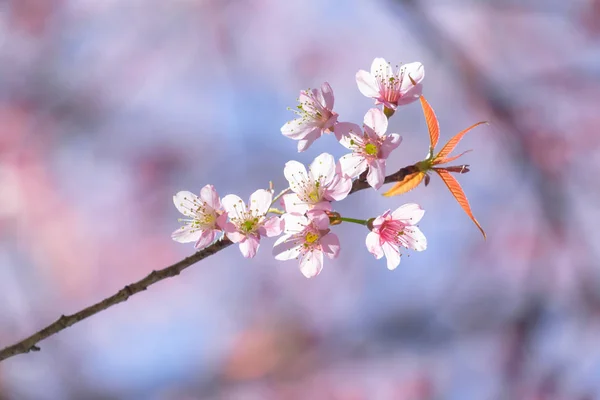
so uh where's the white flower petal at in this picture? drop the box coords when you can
[356,69,381,99]
[399,62,425,92]
[390,203,425,225]
[332,122,361,141]
[399,226,427,252]
[221,194,246,220]
[282,193,309,215]
[173,191,201,217]
[363,108,388,136]
[309,153,336,187]
[249,189,272,216]
[281,119,316,140]
[382,242,401,270]
[366,232,384,259]
[194,229,217,250]
[284,160,309,194]
[339,153,368,179]
[366,160,386,190]
[199,185,221,210]
[370,57,391,77]
[320,233,340,259]
[282,213,309,234]
[239,234,260,258]
[273,234,303,261]
[171,224,202,243]
[299,250,324,278]
[321,82,335,110]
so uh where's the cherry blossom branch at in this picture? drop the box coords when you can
[0,165,416,363]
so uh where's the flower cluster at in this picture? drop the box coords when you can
[172,57,486,277]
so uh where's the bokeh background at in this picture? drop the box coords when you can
[1,0,599,399]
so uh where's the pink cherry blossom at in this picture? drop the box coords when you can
[282,153,352,214]
[273,210,340,278]
[339,108,402,189]
[222,189,283,258]
[356,58,424,110]
[281,83,359,152]
[172,184,227,249]
[366,203,427,270]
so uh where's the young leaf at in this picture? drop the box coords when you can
[436,121,487,159]
[419,96,439,151]
[434,169,486,239]
[434,150,472,165]
[382,172,425,197]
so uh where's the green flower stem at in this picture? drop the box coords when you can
[268,208,284,215]
[338,217,368,226]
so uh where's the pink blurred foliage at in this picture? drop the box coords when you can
[1,0,599,399]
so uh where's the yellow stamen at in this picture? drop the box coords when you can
[365,143,378,156]
[305,232,319,244]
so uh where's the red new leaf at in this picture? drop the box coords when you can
[436,121,487,159]
[435,168,486,239]
[383,172,426,197]
[419,96,439,150]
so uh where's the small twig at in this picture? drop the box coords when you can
[271,187,291,206]
[0,238,233,361]
[0,165,416,362]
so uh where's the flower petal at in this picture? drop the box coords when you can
[249,189,272,216]
[339,153,368,179]
[379,134,402,159]
[399,62,425,93]
[284,160,309,194]
[171,224,202,243]
[325,173,352,201]
[224,222,245,243]
[194,229,217,250]
[320,232,340,259]
[221,194,246,220]
[216,212,228,230]
[390,203,425,225]
[199,184,221,210]
[363,108,388,136]
[263,216,283,237]
[366,232,384,259]
[356,69,381,99]
[282,213,309,233]
[297,128,321,152]
[299,250,324,278]
[273,234,303,261]
[281,119,316,140]
[307,209,329,230]
[239,234,260,258]
[397,83,423,106]
[321,82,335,110]
[381,241,401,270]
[370,214,388,231]
[332,122,361,141]
[370,57,390,77]
[173,191,201,217]
[366,159,386,190]
[282,193,309,215]
[309,153,336,187]
[399,226,427,252]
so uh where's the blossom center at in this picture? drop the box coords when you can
[365,143,378,156]
[380,220,406,245]
[305,232,319,244]
[203,213,216,226]
[241,218,258,233]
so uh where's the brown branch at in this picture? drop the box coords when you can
[0,164,416,362]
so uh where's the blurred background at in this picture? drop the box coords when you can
[1,0,599,399]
